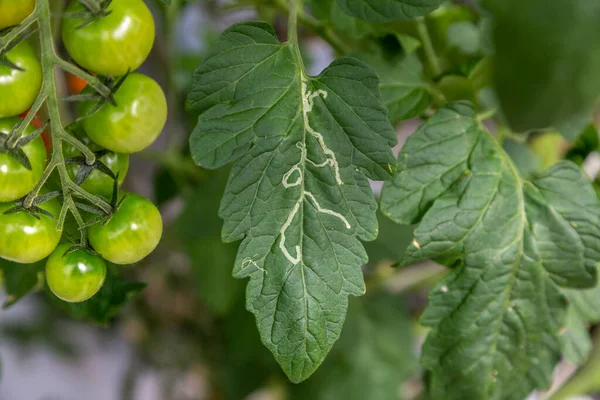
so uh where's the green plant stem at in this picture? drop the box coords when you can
[288,0,302,63]
[28,0,113,245]
[54,57,111,98]
[6,92,48,148]
[0,10,39,51]
[275,0,349,54]
[477,107,498,122]
[416,16,441,78]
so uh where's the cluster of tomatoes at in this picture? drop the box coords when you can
[0,0,165,303]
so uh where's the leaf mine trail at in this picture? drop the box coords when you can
[279,75,351,265]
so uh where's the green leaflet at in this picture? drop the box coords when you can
[289,293,417,400]
[380,102,600,399]
[561,282,600,365]
[336,0,443,23]
[186,22,397,382]
[353,52,431,124]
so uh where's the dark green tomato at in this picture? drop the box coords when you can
[0,41,42,118]
[0,197,62,263]
[78,73,167,154]
[0,0,35,29]
[0,117,47,202]
[46,243,107,303]
[64,135,129,200]
[88,193,162,265]
[61,0,155,76]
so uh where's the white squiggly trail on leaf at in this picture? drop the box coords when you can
[240,257,267,274]
[278,76,350,265]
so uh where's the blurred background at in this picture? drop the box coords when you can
[1,1,600,399]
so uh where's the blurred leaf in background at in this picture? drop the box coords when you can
[49,269,146,325]
[289,292,417,400]
[484,0,600,132]
[176,168,243,316]
[0,259,44,308]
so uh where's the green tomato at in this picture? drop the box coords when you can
[89,193,162,265]
[61,0,155,76]
[0,197,62,263]
[78,73,167,153]
[64,134,129,199]
[46,243,107,303]
[0,0,35,30]
[0,117,47,202]
[0,41,42,118]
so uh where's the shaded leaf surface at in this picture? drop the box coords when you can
[485,0,600,132]
[186,22,397,382]
[380,102,600,399]
[353,52,431,124]
[336,0,443,23]
[176,168,243,316]
[0,260,43,308]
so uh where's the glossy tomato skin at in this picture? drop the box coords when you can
[0,197,62,263]
[64,134,129,199]
[78,73,167,154]
[46,243,107,303]
[61,0,155,76]
[0,0,35,29]
[0,41,42,118]
[0,117,47,202]
[89,193,162,265]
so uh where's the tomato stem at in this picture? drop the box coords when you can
[26,0,114,246]
[416,16,442,78]
[273,0,348,55]
[0,9,39,53]
[53,56,111,98]
[6,92,48,148]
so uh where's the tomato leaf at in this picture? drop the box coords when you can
[186,22,397,382]
[561,280,600,365]
[0,260,44,308]
[484,0,600,132]
[380,102,600,399]
[353,52,431,124]
[289,293,417,400]
[336,0,443,22]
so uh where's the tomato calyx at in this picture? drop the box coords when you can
[2,191,61,221]
[65,148,117,186]
[61,242,100,258]
[0,120,47,170]
[67,71,130,119]
[63,0,113,29]
[78,177,125,229]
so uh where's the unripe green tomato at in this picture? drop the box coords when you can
[0,117,47,202]
[0,197,62,263]
[89,193,162,265]
[78,73,167,154]
[63,134,129,199]
[46,243,107,303]
[61,0,155,76]
[0,41,42,118]
[0,0,35,30]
